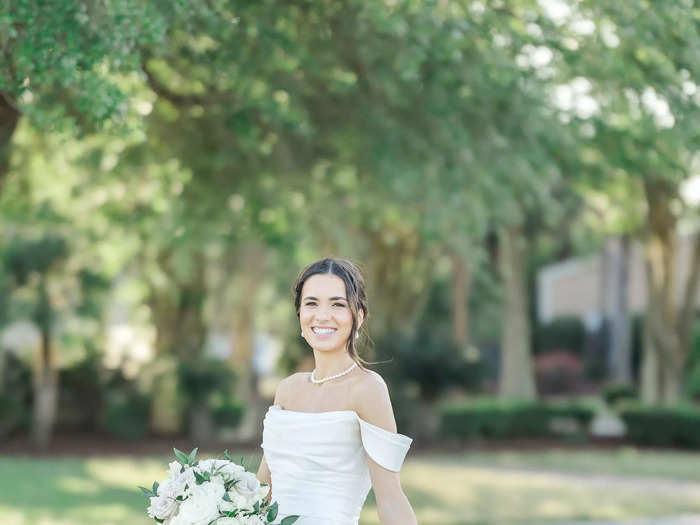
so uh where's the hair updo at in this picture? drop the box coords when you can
[293,257,371,370]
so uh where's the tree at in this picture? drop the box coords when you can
[0,0,176,192]
[567,0,700,403]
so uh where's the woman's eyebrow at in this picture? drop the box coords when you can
[302,296,347,301]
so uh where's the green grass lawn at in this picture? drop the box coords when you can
[1,448,700,525]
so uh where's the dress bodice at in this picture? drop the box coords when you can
[260,405,413,525]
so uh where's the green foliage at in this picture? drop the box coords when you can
[177,359,236,406]
[620,404,700,448]
[685,363,700,402]
[603,382,638,407]
[212,400,245,429]
[0,354,32,437]
[100,389,151,440]
[57,353,103,431]
[439,398,595,442]
[534,317,587,355]
[1,0,170,133]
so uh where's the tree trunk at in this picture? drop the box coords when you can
[148,250,208,434]
[641,178,699,406]
[230,244,267,442]
[640,318,661,403]
[497,224,537,400]
[33,278,58,450]
[0,94,21,195]
[604,236,632,384]
[450,249,471,346]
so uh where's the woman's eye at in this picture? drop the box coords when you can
[305,302,316,307]
[333,303,345,307]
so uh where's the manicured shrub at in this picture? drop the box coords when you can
[0,354,32,438]
[439,398,595,442]
[619,404,700,448]
[603,382,637,407]
[212,399,245,428]
[534,316,586,356]
[100,390,151,440]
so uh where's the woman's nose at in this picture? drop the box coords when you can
[315,306,332,320]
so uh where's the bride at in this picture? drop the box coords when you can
[256,257,418,525]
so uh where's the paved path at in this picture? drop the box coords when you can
[460,465,700,525]
[556,516,700,525]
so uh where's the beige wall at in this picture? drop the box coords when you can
[537,232,700,324]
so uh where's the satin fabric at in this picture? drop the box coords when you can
[261,405,413,525]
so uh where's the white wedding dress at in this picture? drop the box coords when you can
[261,404,413,525]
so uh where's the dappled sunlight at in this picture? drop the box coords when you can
[3,453,700,525]
[55,476,100,494]
[84,457,167,490]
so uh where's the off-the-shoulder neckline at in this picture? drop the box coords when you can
[267,404,413,442]
[269,404,355,416]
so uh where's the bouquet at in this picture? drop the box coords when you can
[140,448,299,525]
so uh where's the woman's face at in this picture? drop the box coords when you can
[299,273,362,353]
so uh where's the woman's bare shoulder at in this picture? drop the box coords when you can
[274,372,308,404]
[352,368,396,430]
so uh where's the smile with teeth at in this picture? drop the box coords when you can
[312,327,337,335]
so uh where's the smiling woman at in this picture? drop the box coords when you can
[293,258,370,379]
[255,257,419,525]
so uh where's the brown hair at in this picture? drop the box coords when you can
[293,257,373,370]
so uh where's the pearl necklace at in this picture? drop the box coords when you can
[310,362,357,384]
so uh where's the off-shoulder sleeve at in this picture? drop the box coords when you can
[357,417,413,472]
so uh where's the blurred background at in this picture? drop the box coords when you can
[1,0,699,524]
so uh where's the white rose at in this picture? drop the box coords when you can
[159,476,187,499]
[232,472,260,497]
[199,459,246,481]
[216,518,243,525]
[255,483,269,502]
[239,515,266,525]
[177,467,197,495]
[147,495,178,520]
[220,462,246,478]
[220,490,255,512]
[171,481,224,525]
[168,461,183,479]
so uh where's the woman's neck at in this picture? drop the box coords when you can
[311,350,356,381]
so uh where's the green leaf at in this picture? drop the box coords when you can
[138,486,154,498]
[222,492,232,502]
[267,501,278,522]
[188,447,199,463]
[194,470,206,485]
[281,516,300,525]
[223,449,232,461]
[174,448,190,465]
[152,481,159,494]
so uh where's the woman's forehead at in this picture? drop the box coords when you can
[302,273,347,297]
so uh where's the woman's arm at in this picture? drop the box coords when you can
[256,454,272,504]
[355,373,418,525]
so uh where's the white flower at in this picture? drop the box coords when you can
[219,490,256,513]
[231,471,260,497]
[220,462,246,478]
[170,481,224,525]
[168,461,183,479]
[216,518,243,525]
[239,515,265,525]
[147,495,178,520]
[177,467,197,495]
[158,476,187,499]
[255,483,269,502]
[199,459,246,481]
